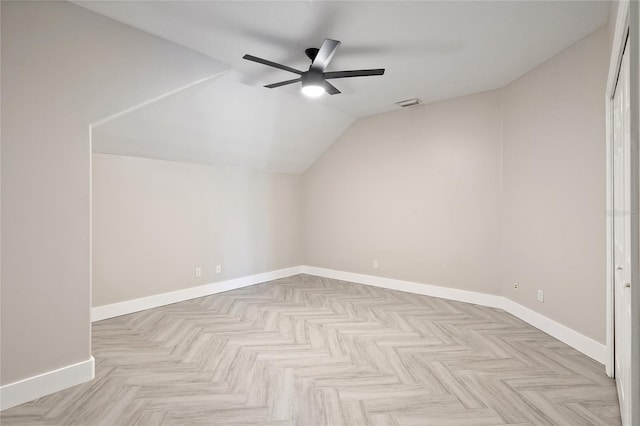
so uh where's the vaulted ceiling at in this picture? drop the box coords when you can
[83,1,609,174]
[92,71,353,174]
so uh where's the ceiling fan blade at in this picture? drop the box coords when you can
[264,78,302,89]
[311,39,341,72]
[242,54,303,75]
[324,69,385,79]
[324,81,341,95]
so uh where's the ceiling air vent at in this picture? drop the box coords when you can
[395,98,423,108]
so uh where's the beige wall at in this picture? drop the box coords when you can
[303,91,503,295]
[92,153,302,306]
[501,27,609,342]
[303,27,609,343]
[1,1,224,385]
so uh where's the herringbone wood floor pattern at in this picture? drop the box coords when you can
[2,275,620,425]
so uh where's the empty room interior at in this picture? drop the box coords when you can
[1,0,639,425]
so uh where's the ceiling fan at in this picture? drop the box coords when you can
[242,39,385,97]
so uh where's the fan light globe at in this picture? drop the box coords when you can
[301,84,325,97]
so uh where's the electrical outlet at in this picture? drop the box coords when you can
[513,282,519,292]
[216,264,222,274]
[195,267,202,278]
[537,289,544,303]
[373,260,379,269]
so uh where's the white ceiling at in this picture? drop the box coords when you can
[82,1,609,173]
[92,71,354,174]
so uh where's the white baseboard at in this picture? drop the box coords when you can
[0,356,95,411]
[501,299,607,364]
[301,265,607,364]
[4,265,605,412]
[301,265,505,309]
[92,266,303,322]
[93,264,606,363]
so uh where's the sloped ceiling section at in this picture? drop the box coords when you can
[84,1,609,174]
[92,71,355,174]
[77,1,608,117]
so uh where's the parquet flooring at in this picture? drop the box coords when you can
[1,274,620,425]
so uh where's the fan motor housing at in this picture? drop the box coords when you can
[301,69,324,87]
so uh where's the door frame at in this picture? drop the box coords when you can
[606,0,629,379]
[606,1,639,424]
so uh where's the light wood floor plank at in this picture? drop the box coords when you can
[1,274,620,425]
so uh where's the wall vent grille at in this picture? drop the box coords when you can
[395,98,423,108]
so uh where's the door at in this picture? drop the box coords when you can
[613,35,632,426]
